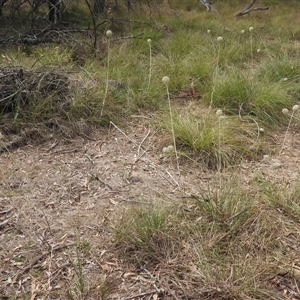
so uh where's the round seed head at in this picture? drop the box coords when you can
[207,29,211,34]
[292,105,299,111]
[262,155,270,162]
[217,36,223,42]
[240,29,245,34]
[216,109,223,116]
[162,76,170,85]
[106,30,113,38]
[282,108,289,115]
[167,145,174,152]
[162,147,169,154]
[272,162,282,169]
[257,48,261,53]
[249,27,254,32]
[147,39,152,44]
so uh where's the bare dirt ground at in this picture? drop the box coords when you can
[1,115,300,299]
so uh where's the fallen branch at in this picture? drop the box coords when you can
[49,262,71,283]
[0,28,97,45]
[0,218,11,228]
[12,243,73,284]
[0,207,13,214]
[122,290,160,300]
[236,0,269,17]
[198,0,218,13]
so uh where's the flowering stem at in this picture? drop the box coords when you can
[217,113,223,198]
[101,37,111,117]
[280,110,294,154]
[147,40,152,92]
[250,32,253,63]
[166,84,180,176]
[210,42,221,109]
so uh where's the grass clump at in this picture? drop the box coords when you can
[114,205,176,265]
[262,178,300,221]
[162,107,263,168]
[113,175,300,299]
[204,69,295,125]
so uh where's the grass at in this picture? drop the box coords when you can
[163,106,263,168]
[113,175,300,299]
[115,205,173,264]
[1,1,300,299]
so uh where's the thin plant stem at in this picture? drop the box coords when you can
[166,84,180,176]
[147,40,152,92]
[250,32,253,63]
[280,110,294,154]
[217,116,222,197]
[210,42,221,110]
[101,37,111,117]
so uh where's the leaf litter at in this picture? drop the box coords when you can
[1,113,300,299]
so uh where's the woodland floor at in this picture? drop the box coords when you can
[1,111,300,299]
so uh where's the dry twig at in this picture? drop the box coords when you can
[122,290,160,300]
[0,207,13,214]
[199,0,218,13]
[12,243,73,284]
[0,218,11,228]
[137,129,151,157]
[236,0,269,16]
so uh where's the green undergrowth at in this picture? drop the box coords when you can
[162,106,264,168]
[1,2,300,162]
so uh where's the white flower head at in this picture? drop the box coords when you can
[272,162,282,169]
[162,76,170,85]
[292,104,299,112]
[216,109,223,116]
[249,27,254,32]
[282,108,289,115]
[162,147,169,154]
[259,128,264,133]
[167,145,174,152]
[217,36,223,42]
[162,145,174,155]
[257,48,261,53]
[241,29,245,34]
[106,30,113,38]
[262,154,270,162]
[283,77,288,81]
[207,29,211,34]
[147,39,152,44]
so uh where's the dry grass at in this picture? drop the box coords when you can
[1,1,300,299]
[1,119,300,299]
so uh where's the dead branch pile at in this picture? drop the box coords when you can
[0,67,70,113]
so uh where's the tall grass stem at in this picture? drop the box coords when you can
[210,38,222,109]
[163,77,180,177]
[280,109,296,154]
[147,39,152,92]
[101,32,112,117]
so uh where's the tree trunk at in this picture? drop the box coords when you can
[93,0,105,14]
[0,0,8,16]
[48,0,61,24]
